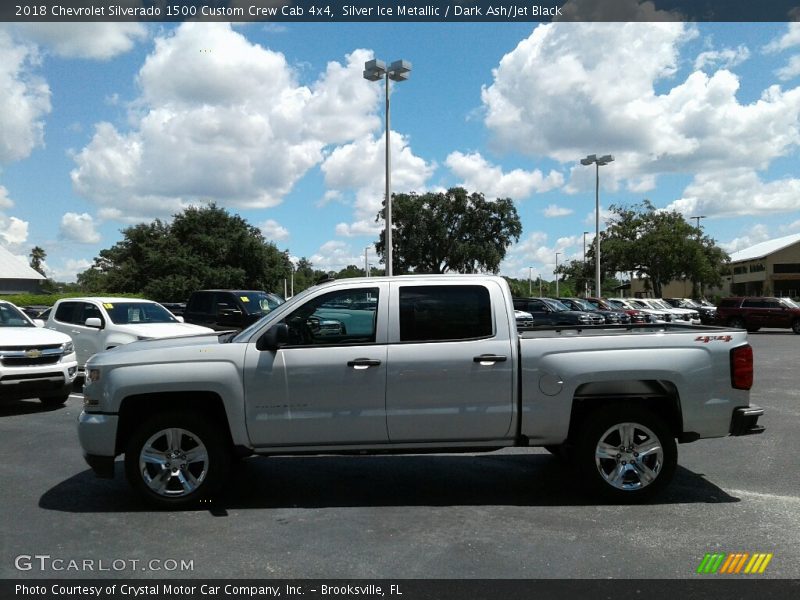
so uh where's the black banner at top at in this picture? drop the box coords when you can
[3,0,800,23]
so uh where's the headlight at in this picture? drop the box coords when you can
[87,368,101,382]
[62,341,74,354]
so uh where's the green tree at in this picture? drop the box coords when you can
[77,204,292,301]
[597,200,729,297]
[374,187,522,274]
[29,246,46,276]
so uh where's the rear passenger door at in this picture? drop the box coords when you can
[385,281,515,442]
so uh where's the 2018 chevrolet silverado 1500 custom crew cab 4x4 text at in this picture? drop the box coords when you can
[77,276,764,508]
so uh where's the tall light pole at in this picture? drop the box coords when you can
[690,216,706,297]
[528,266,533,296]
[363,58,411,277]
[583,231,589,298]
[580,154,614,298]
[690,215,706,231]
[555,252,561,297]
[364,246,371,277]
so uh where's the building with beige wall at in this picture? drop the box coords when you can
[629,232,800,299]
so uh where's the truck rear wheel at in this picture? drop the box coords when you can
[124,411,230,509]
[574,405,677,503]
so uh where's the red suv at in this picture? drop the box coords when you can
[716,296,800,334]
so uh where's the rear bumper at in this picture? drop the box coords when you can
[730,405,765,436]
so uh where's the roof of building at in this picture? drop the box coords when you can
[729,232,800,263]
[0,245,46,280]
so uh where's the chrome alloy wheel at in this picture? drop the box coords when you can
[594,422,664,491]
[139,428,209,497]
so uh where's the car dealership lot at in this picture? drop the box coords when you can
[0,332,797,579]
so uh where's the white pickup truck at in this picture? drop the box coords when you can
[77,275,764,508]
[0,300,77,405]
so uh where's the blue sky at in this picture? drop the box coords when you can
[2,21,800,284]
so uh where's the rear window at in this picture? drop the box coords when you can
[399,285,492,342]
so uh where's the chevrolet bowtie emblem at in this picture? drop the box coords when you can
[25,349,43,359]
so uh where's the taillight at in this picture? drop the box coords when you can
[730,344,753,390]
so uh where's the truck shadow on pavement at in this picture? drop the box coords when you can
[40,452,740,513]
[0,398,68,417]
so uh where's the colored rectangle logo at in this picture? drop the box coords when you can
[697,552,773,574]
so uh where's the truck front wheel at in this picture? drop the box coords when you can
[574,405,677,503]
[124,411,230,508]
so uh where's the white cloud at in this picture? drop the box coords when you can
[543,204,574,217]
[59,212,101,244]
[666,169,800,217]
[694,45,750,71]
[719,224,771,253]
[48,258,93,283]
[501,231,588,280]
[309,240,366,272]
[445,151,563,200]
[71,23,382,224]
[0,30,51,164]
[0,186,14,209]
[763,23,800,53]
[323,133,434,238]
[260,219,289,242]
[13,23,147,60]
[776,55,800,81]
[482,23,800,206]
[779,219,800,234]
[0,215,29,246]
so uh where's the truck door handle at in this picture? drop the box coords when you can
[347,358,382,369]
[473,354,507,364]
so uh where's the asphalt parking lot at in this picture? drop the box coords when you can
[0,331,797,581]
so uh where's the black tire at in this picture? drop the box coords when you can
[573,404,677,503]
[39,392,70,406]
[728,317,745,329]
[124,411,230,509]
[793,319,800,335]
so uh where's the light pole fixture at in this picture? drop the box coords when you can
[690,215,706,232]
[528,266,533,296]
[580,154,614,298]
[555,252,561,297]
[363,58,412,277]
[364,246,371,277]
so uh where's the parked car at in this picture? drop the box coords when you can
[78,275,763,508]
[513,297,605,326]
[557,297,631,324]
[639,298,701,325]
[514,310,534,328]
[0,300,77,405]
[610,298,670,323]
[586,297,648,323]
[717,296,800,334]
[159,302,186,317]
[46,297,214,371]
[665,298,717,325]
[183,290,284,331]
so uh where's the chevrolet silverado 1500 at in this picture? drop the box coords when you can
[77,275,763,507]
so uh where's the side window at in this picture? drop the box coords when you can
[742,299,765,308]
[282,288,379,347]
[215,293,240,315]
[55,302,79,324]
[78,303,104,325]
[189,293,213,314]
[399,285,492,342]
[528,299,546,311]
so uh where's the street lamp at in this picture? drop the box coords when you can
[528,266,533,296]
[580,154,614,298]
[364,246,371,278]
[555,252,561,297]
[363,58,412,277]
[690,216,707,297]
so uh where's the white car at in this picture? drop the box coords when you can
[46,297,214,371]
[0,300,78,405]
[639,298,701,325]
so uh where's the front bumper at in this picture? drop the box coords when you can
[730,405,765,436]
[78,411,119,476]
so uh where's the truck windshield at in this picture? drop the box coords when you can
[239,292,284,315]
[0,303,35,327]
[779,298,799,308]
[105,302,179,325]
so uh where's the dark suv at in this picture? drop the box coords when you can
[183,290,284,331]
[716,296,800,334]
[513,297,605,326]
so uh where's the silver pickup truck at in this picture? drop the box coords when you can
[78,275,764,508]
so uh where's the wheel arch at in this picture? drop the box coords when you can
[115,391,234,456]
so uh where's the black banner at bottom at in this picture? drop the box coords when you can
[4,580,800,600]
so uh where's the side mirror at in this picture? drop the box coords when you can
[85,317,102,329]
[33,319,45,328]
[175,316,185,323]
[257,323,289,351]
